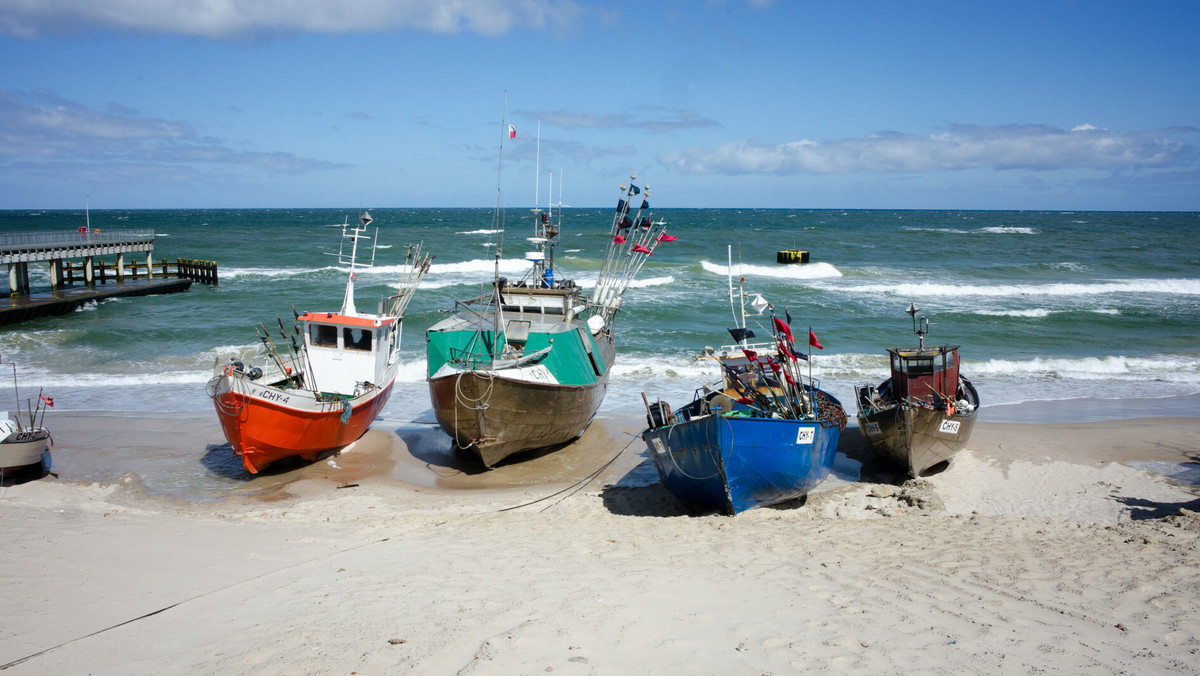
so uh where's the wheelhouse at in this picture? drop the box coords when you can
[888,344,960,404]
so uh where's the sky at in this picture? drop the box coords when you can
[1,0,1198,211]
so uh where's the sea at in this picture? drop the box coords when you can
[0,207,1198,494]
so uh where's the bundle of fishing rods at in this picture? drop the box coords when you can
[591,172,677,320]
[718,309,821,421]
[255,313,312,392]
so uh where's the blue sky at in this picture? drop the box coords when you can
[2,0,1198,210]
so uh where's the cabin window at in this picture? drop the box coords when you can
[311,324,338,348]
[903,357,934,375]
[344,327,373,351]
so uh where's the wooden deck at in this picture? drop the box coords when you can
[0,278,194,324]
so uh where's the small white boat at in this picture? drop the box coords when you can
[0,360,52,472]
[0,413,50,470]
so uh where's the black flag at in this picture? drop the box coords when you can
[629,185,641,196]
[728,327,755,343]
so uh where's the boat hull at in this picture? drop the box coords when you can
[208,373,395,474]
[0,429,49,470]
[642,412,842,515]
[429,369,610,467]
[857,376,979,477]
[858,404,977,477]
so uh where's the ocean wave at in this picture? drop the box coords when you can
[970,354,1200,383]
[974,308,1120,318]
[700,260,843,280]
[627,275,675,289]
[221,266,340,280]
[979,226,1038,234]
[455,229,503,235]
[426,258,534,275]
[901,227,972,234]
[831,278,1200,297]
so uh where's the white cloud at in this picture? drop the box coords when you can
[0,91,341,174]
[659,124,1199,176]
[0,0,582,39]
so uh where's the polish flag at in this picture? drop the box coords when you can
[508,125,516,139]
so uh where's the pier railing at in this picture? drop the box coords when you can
[61,258,219,286]
[0,228,155,253]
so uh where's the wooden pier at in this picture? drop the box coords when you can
[0,228,217,324]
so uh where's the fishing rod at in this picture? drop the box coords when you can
[276,315,305,381]
[35,387,48,429]
[767,307,807,418]
[292,306,320,393]
[718,363,772,416]
[256,325,293,384]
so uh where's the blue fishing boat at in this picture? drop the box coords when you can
[641,248,846,515]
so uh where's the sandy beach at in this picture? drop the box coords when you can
[2,411,1199,674]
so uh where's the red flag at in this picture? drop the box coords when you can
[631,244,651,254]
[40,394,54,408]
[768,361,781,373]
[809,329,823,349]
[773,317,793,342]
[656,232,678,242]
[742,349,758,362]
[613,234,625,244]
[784,371,796,385]
[737,396,754,405]
[508,124,516,139]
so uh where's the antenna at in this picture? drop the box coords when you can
[907,302,929,349]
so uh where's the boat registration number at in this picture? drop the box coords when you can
[649,438,666,455]
[938,419,961,435]
[864,421,881,436]
[795,427,815,445]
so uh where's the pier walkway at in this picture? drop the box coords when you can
[0,228,217,324]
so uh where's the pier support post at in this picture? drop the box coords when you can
[7,263,30,296]
[49,259,63,290]
[85,256,95,286]
[145,251,152,279]
[117,253,125,281]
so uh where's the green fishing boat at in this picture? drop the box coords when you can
[427,156,673,466]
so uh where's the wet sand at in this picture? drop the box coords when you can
[1,411,1199,673]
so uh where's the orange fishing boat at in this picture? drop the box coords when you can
[207,213,430,473]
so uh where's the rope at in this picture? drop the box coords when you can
[498,434,638,513]
[206,370,250,416]
[0,536,392,671]
[663,415,724,481]
[452,369,495,450]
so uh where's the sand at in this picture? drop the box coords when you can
[1,413,1199,674]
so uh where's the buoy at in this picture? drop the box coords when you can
[776,249,809,264]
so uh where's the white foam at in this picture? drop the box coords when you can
[830,278,1200,298]
[700,260,843,280]
[979,226,1038,234]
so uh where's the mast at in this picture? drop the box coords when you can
[907,302,928,350]
[338,211,375,316]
